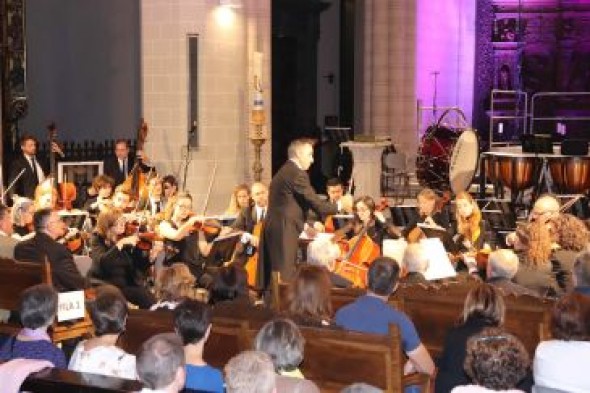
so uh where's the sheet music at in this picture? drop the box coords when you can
[299,231,335,241]
[420,238,457,280]
[382,239,408,264]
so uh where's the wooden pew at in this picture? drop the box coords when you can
[20,366,142,392]
[243,323,430,393]
[0,257,93,342]
[119,309,249,369]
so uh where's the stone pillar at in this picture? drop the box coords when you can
[358,0,417,161]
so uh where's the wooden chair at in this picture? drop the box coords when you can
[244,323,430,393]
[0,257,93,343]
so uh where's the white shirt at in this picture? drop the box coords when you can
[119,158,128,174]
[534,340,590,393]
[255,205,266,222]
[68,341,137,380]
[24,154,45,183]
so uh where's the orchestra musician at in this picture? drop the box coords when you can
[110,186,132,212]
[33,181,58,211]
[14,208,88,292]
[309,177,346,232]
[262,139,352,284]
[0,204,18,259]
[103,139,152,187]
[84,175,115,218]
[11,197,35,241]
[7,134,63,200]
[335,195,401,248]
[162,175,179,209]
[88,210,157,309]
[505,194,560,248]
[158,192,212,281]
[137,175,165,216]
[224,183,252,217]
[231,182,268,247]
[402,188,450,240]
[452,191,490,253]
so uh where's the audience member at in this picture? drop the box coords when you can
[486,249,538,297]
[284,265,334,327]
[225,350,276,393]
[533,293,590,392]
[0,203,17,258]
[173,300,223,393]
[452,327,529,392]
[573,249,590,296]
[513,220,561,297]
[335,257,435,376]
[551,213,589,292]
[136,333,186,393]
[341,384,383,393]
[14,208,88,292]
[400,243,429,285]
[0,284,66,368]
[210,264,274,321]
[254,318,320,392]
[152,263,197,311]
[69,292,136,379]
[11,197,34,241]
[307,237,353,288]
[437,284,509,393]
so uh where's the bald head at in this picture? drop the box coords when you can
[530,195,560,223]
[487,249,519,280]
[251,182,268,208]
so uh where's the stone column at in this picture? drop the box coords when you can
[358,0,418,161]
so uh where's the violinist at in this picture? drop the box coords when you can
[88,210,157,309]
[453,192,490,254]
[11,197,35,241]
[33,180,58,211]
[336,195,401,249]
[224,183,252,217]
[158,192,212,280]
[162,175,178,208]
[110,186,132,212]
[84,175,115,219]
[231,182,268,246]
[103,139,153,187]
[402,188,450,240]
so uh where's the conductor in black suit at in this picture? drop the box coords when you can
[7,135,48,200]
[103,139,153,186]
[261,139,352,284]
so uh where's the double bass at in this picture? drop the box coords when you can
[122,119,151,202]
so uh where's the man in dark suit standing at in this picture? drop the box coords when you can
[261,139,352,284]
[7,135,48,200]
[15,208,88,292]
[103,139,153,187]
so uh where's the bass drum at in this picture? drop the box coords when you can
[416,126,479,193]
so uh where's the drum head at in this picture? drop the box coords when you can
[416,125,458,191]
[449,129,479,193]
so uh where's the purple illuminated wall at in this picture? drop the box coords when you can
[416,0,476,129]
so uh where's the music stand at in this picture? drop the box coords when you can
[205,232,242,266]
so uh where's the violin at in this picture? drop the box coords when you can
[47,123,77,210]
[189,216,222,237]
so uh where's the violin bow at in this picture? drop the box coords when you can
[200,161,218,216]
[560,194,583,213]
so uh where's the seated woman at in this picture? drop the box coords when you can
[551,213,589,292]
[209,264,274,321]
[69,292,136,379]
[11,197,35,241]
[513,220,562,297]
[534,293,590,392]
[335,195,400,249]
[174,300,224,393]
[284,265,335,327]
[158,192,212,280]
[151,263,198,311]
[161,174,179,208]
[33,181,58,211]
[224,183,252,217]
[0,284,66,368]
[254,318,320,392]
[402,188,450,241]
[84,174,115,221]
[452,327,530,392]
[89,209,156,309]
[436,284,508,393]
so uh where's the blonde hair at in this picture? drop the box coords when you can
[462,284,505,325]
[417,188,437,201]
[487,249,519,279]
[225,184,251,216]
[95,209,122,238]
[455,191,482,244]
[155,263,196,302]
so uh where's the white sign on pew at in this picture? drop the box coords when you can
[57,290,85,322]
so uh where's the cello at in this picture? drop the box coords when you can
[333,224,380,288]
[122,119,150,203]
